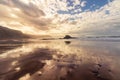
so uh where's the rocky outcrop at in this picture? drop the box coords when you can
[63,35,72,39]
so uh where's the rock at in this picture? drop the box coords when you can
[63,35,72,39]
[0,26,29,39]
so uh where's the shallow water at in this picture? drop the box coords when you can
[0,39,120,80]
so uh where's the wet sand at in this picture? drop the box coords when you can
[0,40,120,80]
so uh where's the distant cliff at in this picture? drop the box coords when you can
[0,26,29,39]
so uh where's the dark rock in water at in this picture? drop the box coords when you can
[63,35,72,39]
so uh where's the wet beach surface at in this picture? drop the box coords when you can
[0,39,120,80]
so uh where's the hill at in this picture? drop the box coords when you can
[0,26,29,39]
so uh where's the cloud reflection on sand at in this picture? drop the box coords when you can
[0,40,120,80]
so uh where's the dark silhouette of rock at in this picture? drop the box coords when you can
[0,26,29,39]
[63,35,72,39]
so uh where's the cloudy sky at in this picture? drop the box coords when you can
[0,0,120,37]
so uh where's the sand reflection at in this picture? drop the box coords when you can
[0,40,120,80]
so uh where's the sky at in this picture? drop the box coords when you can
[0,0,120,37]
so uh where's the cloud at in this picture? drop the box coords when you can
[74,0,120,36]
[0,0,120,36]
[0,0,55,34]
[81,1,87,7]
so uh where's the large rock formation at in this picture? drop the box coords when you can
[0,26,29,39]
[63,35,72,39]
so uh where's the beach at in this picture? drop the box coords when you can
[0,39,120,80]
